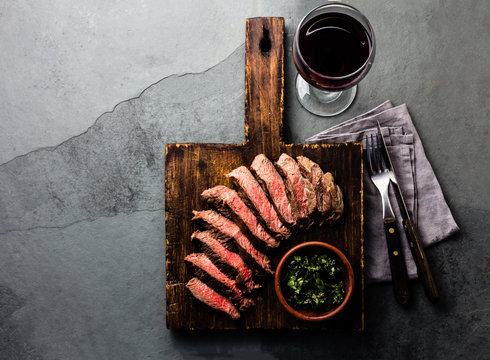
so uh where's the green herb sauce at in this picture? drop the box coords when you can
[282,251,345,311]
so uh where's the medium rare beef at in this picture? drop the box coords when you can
[322,172,344,224]
[296,156,332,224]
[275,154,316,227]
[192,210,273,274]
[191,230,260,292]
[186,277,240,319]
[185,253,255,310]
[227,166,291,240]
[250,154,297,227]
[201,186,279,248]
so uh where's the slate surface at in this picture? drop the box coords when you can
[0,0,489,359]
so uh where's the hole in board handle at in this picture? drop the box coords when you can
[259,26,272,53]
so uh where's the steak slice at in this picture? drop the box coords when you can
[186,277,240,320]
[201,186,279,248]
[250,154,297,227]
[185,253,255,310]
[191,230,260,292]
[322,172,344,224]
[275,153,316,227]
[227,166,291,240]
[296,156,332,224]
[192,210,273,274]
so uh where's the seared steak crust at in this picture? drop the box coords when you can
[191,230,260,292]
[250,154,297,227]
[201,185,279,248]
[275,154,316,227]
[186,277,241,319]
[185,253,255,310]
[322,172,344,224]
[227,166,291,240]
[192,210,273,274]
[296,156,332,225]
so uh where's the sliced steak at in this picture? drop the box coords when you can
[275,153,316,227]
[322,172,344,224]
[192,210,273,274]
[186,277,240,319]
[250,154,297,227]
[227,166,291,240]
[185,253,255,310]
[191,230,260,292]
[296,156,323,192]
[201,186,279,248]
[297,156,332,224]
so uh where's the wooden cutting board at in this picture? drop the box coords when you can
[165,17,363,330]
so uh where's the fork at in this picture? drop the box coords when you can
[365,133,409,305]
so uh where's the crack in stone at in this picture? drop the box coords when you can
[0,41,246,235]
[0,42,245,168]
[0,208,165,236]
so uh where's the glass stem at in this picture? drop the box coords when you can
[295,74,357,117]
[310,85,342,103]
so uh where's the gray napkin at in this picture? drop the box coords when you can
[306,101,459,283]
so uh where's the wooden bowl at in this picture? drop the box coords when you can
[274,241,355,322]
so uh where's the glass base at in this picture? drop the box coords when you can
[295,74,357,117]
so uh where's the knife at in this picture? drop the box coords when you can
[376,121,440,303]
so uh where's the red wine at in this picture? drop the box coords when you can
[293,12,373,90]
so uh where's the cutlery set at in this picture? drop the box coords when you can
[365,122,439,304]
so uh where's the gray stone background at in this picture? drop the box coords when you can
[0,0,488,359]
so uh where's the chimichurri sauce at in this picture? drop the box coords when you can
[282,250,345,311]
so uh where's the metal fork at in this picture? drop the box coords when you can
[365,133,409,305]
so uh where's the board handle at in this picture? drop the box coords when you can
[245,17,284,159]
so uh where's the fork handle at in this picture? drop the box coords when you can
[384,218,410,305]
[403,218,440,303]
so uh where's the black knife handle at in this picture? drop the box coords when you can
[403,218,440,303]
[384,218,410,305]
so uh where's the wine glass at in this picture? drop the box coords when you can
[292,2,375,117]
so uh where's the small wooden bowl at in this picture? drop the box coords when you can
[274,241,355,322]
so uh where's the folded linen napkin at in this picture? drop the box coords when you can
[306,101,459,282]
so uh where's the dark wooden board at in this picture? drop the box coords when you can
[165,17,363,330]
